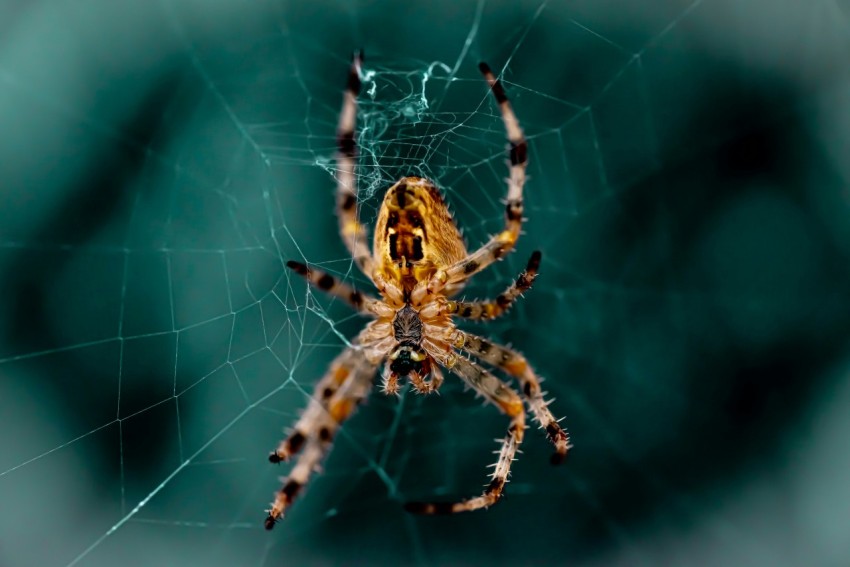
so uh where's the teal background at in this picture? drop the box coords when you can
[2,0,850,565]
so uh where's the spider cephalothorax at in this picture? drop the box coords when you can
[264,53,571,530]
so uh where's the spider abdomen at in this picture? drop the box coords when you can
[374,177,467,290]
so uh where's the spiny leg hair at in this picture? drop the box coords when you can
[412,61,529,305]
[455,330,571,464]
[405,356,526,514]
[268,346,364,464]
[266,346,376,529]
[409,363,444,395]
[336,50,375,278]
[286,260,380,315]
[446,250,541,320]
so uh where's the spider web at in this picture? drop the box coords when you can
[2,0,850,565]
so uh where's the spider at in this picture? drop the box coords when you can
[265,52,571,529]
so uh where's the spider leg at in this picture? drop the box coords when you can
[404,356,525,514]
[266,345,377,529]
[286,260,388,316]
[269,324,390,463]
[412,62,528,303]
[446,251,541,321]
[455,331,571,464]
[268,345,367,464]
[265,438,324,530]
[372,270,405,306]
[335,50,376,278]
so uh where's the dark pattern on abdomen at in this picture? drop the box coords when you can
[389,231,424,262]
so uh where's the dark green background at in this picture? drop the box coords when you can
[2,0,850,565]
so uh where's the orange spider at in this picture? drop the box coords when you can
[265,52,571,529]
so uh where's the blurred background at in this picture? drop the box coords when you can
[2,0,850,565]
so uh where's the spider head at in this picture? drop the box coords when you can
[388,344,426,377]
